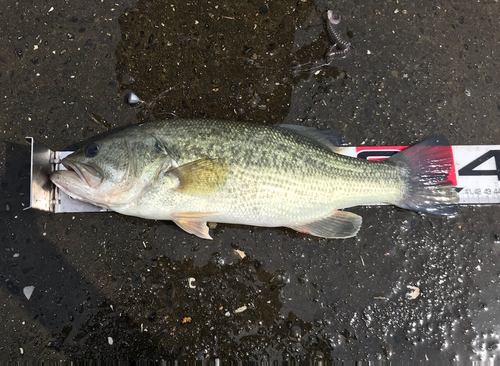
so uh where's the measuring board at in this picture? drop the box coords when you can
[25,137,500,213]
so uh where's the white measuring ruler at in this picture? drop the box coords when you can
[25,138,500,213]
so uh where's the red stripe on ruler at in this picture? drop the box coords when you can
[355,145,458,186]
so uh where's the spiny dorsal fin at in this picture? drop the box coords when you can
[167,158,228,194]
[275,124,348,153]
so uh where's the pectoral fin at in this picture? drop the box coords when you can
[167,158,228,195]
[288,210,362,239]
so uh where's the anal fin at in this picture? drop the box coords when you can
[288,210,362,239]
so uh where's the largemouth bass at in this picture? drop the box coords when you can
[50,119,458,239]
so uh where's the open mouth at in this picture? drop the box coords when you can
[62,160,103,188]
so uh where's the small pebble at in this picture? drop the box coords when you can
[235,249,246,259]
[23,286,35,300]
[127,92,141,104]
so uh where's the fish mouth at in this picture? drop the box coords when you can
[62,159,104,188]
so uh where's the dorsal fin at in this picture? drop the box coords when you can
[275,124,348,153]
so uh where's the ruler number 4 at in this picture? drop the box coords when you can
[458,150,500,180]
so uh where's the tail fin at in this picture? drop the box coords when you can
[389,135,459,216]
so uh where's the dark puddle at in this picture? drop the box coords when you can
[115,0,342,123]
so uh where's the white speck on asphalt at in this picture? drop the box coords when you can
[407,285,420,300]
[235,305,247,313]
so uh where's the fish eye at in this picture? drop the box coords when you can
[85,142,100,158]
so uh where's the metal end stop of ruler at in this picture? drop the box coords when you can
[25,137,108,214]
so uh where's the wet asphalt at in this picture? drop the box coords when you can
[1,0,500,361]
